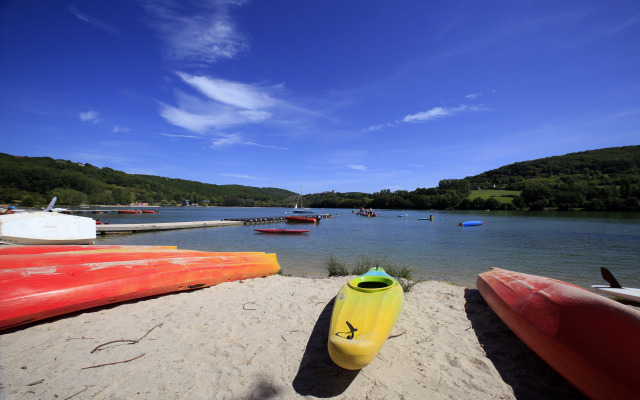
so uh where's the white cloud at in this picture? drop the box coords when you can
[403,106,451,122]
[141,0,248,65]
[160,74,280,133]
[348,164,368,171]
[210,133,288,150]
[220,173,264,180]
[112,125,130,133]
[466,92,482,99]
[177,72,276,110]
[403,105,487,123]
[160,133,203,139]
[79,110,99,123]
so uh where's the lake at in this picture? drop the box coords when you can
[93,207,640,289]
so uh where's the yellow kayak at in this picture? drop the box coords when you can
[328,267,404,370]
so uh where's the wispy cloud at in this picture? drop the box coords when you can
[466,92,482,99]
[69,6,122,37]
[79,110,99,123]
[348,164,368,171]
[220,173,264,180]
[112,125,130,133]
[210,133,288,150]
[160,133,203,139]
[160,73,282,133]
[177,72,276,110]
[403,105,487,123]
[140,0,249,66]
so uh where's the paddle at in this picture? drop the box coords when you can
[600,267,622,288]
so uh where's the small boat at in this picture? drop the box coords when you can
[254,229,309,234]
[140,209,159,214]
[458,220,484,226]
[477,268,640,400]
[254,228,310,234]
[0,212,96,245]
[118,209,141,214]
[592,267,640,303]
[328,267,404,370]
[285,216,317,223]
[0,248,280,330]
[292,186,314,214]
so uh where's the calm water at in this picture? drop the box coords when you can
[93,207,640,289]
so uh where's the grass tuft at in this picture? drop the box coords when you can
[324,255,419,292]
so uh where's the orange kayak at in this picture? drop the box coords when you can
[477,268,640,400]
[0,248,280,330]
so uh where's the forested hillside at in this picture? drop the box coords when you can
[0,153,296,207]
[1,146,639,211]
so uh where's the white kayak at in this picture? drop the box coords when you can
[592,285,640,303]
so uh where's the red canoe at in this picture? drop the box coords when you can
[0,248,280,330]
[254,229,310,234]
[285,216,317,223]
[118,209,140,214]
[477,268,640,400]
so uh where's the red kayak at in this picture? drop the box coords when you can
[254,229,310,234]
[118,209,140,214]
[285,216,317,223]
[0,245,178,256]
[477,268,640,400]
[0,248,280,330]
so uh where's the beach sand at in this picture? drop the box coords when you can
[0,275,586,400]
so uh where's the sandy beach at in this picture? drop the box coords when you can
[0,275,586,400]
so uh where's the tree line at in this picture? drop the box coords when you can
[1,145,639,211]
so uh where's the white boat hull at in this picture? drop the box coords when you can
[592,285,640,303]
[0,212,96,245]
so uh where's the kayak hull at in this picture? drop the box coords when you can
[0,249,280,330]
[254,229,309,234]
[328,268,403,370]
[477,268,640,400]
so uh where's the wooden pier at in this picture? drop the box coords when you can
[96,214,332,234]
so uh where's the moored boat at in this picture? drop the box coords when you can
[328,267,404,370]
[254,229,310,234]
[0,212,96,245]
[477,268,640,400]
[118,209,141,214]
[285,216,318,223]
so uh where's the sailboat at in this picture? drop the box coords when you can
[292,187,314,214]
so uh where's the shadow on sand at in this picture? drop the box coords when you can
[292,299,360,397]
[463,288,587,400]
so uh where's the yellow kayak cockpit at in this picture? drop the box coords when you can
[328,268,404,370]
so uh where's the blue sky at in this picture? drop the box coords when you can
[1,1,638,194]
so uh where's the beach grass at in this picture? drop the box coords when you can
[325,254,419,292]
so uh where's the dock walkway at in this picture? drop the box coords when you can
[96,214,332,234]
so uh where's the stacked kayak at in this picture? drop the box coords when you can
[477,268,640,400]
[328,267,403,370]
[0,245,280,330]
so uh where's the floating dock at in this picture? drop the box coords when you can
[97,220,243,234]
[96,214,332,234]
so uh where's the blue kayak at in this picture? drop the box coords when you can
[459,221,485,227]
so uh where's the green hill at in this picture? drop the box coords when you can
[0,153,296,207]
[2,145,639,211]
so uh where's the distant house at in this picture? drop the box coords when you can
[471,185,482,190]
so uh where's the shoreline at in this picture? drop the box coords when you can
[1,275,586,399]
